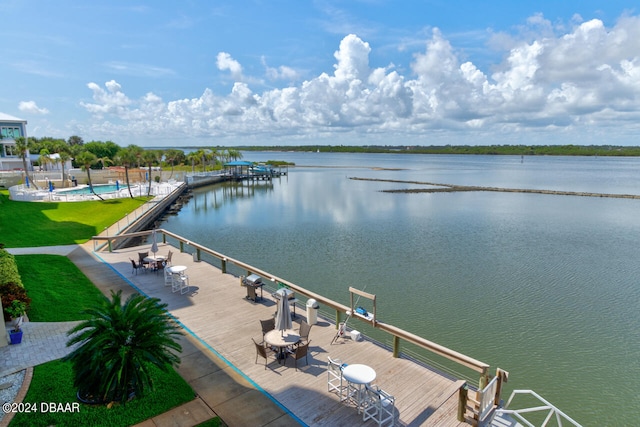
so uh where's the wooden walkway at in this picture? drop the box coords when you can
[97,243,472,427]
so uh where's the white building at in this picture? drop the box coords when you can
[0,112,30,171]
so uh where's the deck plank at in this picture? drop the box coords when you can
[97,243,473,427]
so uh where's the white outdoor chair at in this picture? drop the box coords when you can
[362,384,395,426]
[172,273,190,294]
[327,357,347,401]
[164,267,174,287]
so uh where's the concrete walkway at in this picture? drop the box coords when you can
[3,244,301,427]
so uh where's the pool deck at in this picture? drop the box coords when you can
[95,242,474,427]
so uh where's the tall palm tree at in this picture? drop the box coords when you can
[141,149,159,196]
[14,136,39,189]
[226,148,243,162]
[163,149,183,179]
[115,145,143,198]
[75,150,104,200]
[64,291,182,405]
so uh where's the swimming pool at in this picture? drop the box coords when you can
[57,184,124,195]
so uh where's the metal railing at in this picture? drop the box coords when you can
[93,228,492,391]
[494,390,583,427]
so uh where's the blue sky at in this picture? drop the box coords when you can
[1,1,639,147]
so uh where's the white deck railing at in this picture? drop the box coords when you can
[478,375,500,421]
[493,389,583,427]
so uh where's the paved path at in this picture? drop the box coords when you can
[3,244,301,427]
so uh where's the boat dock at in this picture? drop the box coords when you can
[93,230,501,426]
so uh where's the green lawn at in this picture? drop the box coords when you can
[14,255,106,321]
[0,190,147,247]
[10,359,196,427]
[9,254,203,426]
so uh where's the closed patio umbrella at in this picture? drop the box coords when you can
[274,288,292,336]
[150,229,158,255]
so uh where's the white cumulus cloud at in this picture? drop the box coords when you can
[18,101,49,115]
[78,14,640,145]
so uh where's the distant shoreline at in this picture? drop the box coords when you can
[153,145,640,157]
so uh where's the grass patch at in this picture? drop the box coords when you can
[10,359,195,427]
[14,255,105,322]
[0,189,147,247]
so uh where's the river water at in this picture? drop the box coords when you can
[162,152,640,426]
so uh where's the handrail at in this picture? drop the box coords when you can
[495,389,583,427]
[92,228,491,382]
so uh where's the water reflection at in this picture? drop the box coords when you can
[162,153,640,426]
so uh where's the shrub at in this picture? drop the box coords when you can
[0,248,22,287]
[1,282,31,321]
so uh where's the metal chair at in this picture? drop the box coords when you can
[164,267,174,287]
[172,273,190,294]
[297,320,312,346]
[130,258,143,275]
[362,384,396,426]
[327,357,348,401]
[287,340,311,371]
[138,252,150,271]
[260,318,275,338]
[252,338,277,369]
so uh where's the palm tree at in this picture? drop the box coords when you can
[163,149,183,179]
[75,150,104,200]
[141,149,159,196]
[226,148,243,162]
[64,291,182,405]
[115,145,143,198]
[14,136,39,189]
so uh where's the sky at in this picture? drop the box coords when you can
[1,1,639,148]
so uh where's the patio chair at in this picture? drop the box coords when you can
[164,268,174,287]
[130,258,143,275]
[166,250,173,266]
[172,274,190,294]
[327,357,348,401]
[138,252,150,271]
[260,318,275,338]
[287,340,311,371]
[296,320,312,347]
[362,384,396,426]
[253,338,277,369]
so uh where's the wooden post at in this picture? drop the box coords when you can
[108,239,112,252]
[392,335,400,358]
[179,241,184,252]
[457,383,468,422]
[336,310,341,329]
[221,258,227,274]
[478,368,489,391]
[494,368,508,405]
[195,248,201,262]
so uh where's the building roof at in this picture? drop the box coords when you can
[0,112,26,122]
[224,160,253,167]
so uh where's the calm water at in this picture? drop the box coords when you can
[163,153,640,426]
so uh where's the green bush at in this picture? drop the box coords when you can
[0,248,23,287]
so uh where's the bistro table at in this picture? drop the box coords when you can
[342,364,377,413]
[166,265,187,275]
[144,255,165,272]
[264,329,300,364]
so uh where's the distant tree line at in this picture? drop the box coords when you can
[241,144,640,156]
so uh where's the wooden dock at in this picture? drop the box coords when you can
[97,243,473,426]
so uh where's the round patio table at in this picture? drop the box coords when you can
[342,364,376,412]
[264,329,300,364]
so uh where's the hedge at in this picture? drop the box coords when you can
[0,248,23,287]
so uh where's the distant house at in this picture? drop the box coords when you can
[0,112,31,171]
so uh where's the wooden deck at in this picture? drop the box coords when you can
[97,243,473,427]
